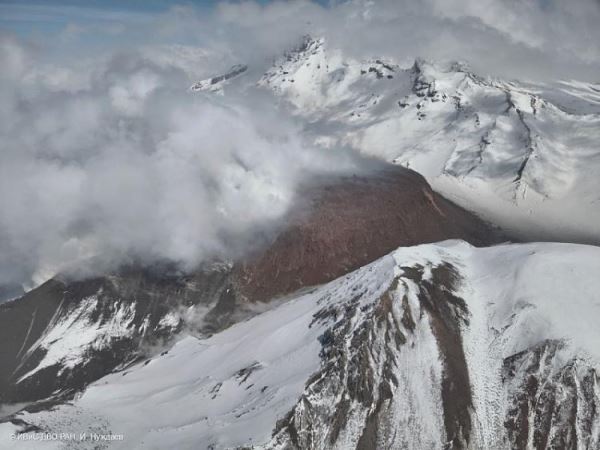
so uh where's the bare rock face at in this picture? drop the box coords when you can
[503,340,600,449]
[0,166,503,409]
[190,64,248,92]
[0,264,237,405]
[236,166,504,302]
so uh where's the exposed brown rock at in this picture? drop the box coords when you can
[415,264,473,449]
[236,166,503,302]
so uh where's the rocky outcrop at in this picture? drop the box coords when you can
[190,64,248,92]
[503,340,600,449]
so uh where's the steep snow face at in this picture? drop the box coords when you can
[16,293,137,383]
[3,241,599,449]
[0,264,253,405]
[259,38,600,244]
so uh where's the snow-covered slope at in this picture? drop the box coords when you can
[0,264,249,406]
[3,240,599,449]
[259,38,600,244]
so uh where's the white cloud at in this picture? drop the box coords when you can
[0,35,361,286]
[1,0,600,287]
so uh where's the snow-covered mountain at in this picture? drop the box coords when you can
[1,37,599,450]
[2,241,599,449]
[256,37,600,245]
[185,36,600,243]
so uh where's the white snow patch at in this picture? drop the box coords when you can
[18,295,136,382]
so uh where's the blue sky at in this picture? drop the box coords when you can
[0,1,212,35]
[0,0,331,59]
[0,0,328,37]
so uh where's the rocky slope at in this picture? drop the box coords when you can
[2,241,598,449]
[0,166,502,410]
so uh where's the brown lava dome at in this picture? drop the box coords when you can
[235,165,504,301]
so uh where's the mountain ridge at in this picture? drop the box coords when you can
[2,241,598,449]
[193,36,599,244]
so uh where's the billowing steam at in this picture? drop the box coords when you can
[2,0,600,287]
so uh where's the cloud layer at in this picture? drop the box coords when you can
[1,0,600,287]
[0,33,361,286]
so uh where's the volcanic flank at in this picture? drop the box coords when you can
[0,165,504,409]
[235,165,504,302]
